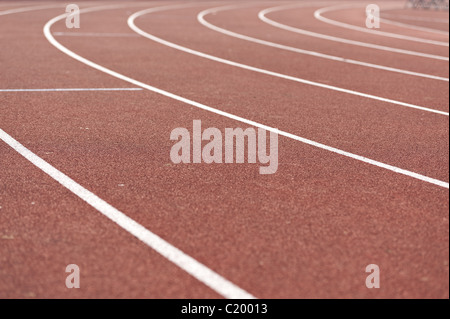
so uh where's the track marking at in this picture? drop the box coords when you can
[53,32,140,37]
[314,4,449,47]
[198,4,448,82]
[381,13,449,24]
[380,18,449,36]
[129,5,448,116]
[17,5,255,299]
[1,0,256,300]
[0,88,143,92]
[43,4,449,189]
[259,4,450,61]
[4,3,256,300]
[0,128,255,300]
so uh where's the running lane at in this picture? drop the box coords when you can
[121,4,449,181]
[260,3,449,72]
[297,2,449,56]
[0,2,448,298]
[0,3,223,299]
[317,3,449,43]
[380,8,449,32]
[199,4,449,104]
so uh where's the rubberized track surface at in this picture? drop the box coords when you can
[0,0,448,298]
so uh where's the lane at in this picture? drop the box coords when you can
[0,126,254,299]
[129,6,448,116]
[120,4,449,181]
[3,84,447,298]
[11,5,445,298]
[0,141,222,299]
[315,3,449,46]
[379,18,449,36]
[0,1,448,299]
[198,4,448,81]
[381,11,449,31]
[260,4,449,62]
[0,5,64,16]
[0,2,232,299]
[48,4,450,193]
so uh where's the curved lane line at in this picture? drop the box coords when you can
[197,4,448,82]
[128,5,448,116]
[380,18,449,36]
[0,128,255,300]
[40,4,448,189]
[17,3,254,300]
[381,13,449,24]
[258,4,450,61]
[314,3,449,47]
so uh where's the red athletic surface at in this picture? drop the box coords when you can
[0,0,448,298]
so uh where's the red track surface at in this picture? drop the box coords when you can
[0,0,448,298]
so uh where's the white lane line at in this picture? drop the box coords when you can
[53,32,140,37]
[39,4,256,300]
[380,18,449,36]
[44,5,449,189]
[198,4,448,82]
[259,4,449,61]
[129,6,448,116]
[0,88,143,92]
[0,128,255,300]
[2,0,256,301]
[314,4,449,47]
[381,13,449,24]
[0,4,65,16]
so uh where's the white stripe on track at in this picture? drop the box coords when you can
[259,4,450,61]
[129,6,448,116]
[41,3,256,300]
[2,0,256,301]
[42,5,449,189]
[314,4,449,47]
[0,88,143,92]
[381,13,449,24]
[198,4,448,82]
[380,18,449,36]
[53,32,140,37]
[0,128,255,300]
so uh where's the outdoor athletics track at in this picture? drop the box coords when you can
[0,0,448,299]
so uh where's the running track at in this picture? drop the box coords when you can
[0,0,448,299]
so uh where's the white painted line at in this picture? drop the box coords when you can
[0,128,255,300]
[0,88,143,92]
[314,4,449,47]
[44,5,449,189]
[1,0,256,301]
[379,18,449,36]
[53,32,140,37]
[198,4,448,82]
[381,13,449,24]
[129,6,448,116]
[259,4,449,61]
[40,3,256,300]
